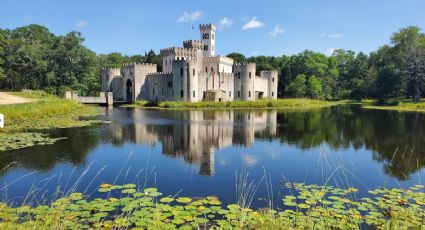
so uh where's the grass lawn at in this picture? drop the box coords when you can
[360,99,425,112]
[125,98,342,110]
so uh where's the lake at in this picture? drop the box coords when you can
[0,105,424,208]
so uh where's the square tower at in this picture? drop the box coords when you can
[200,24,216,56]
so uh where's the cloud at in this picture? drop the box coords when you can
[75,20,88,29]
[269,24,284,37]
[325,48,337,56]
[321,33,345,38]
[242,154,259,167]
[218,17,234,31]
[177,10,203,23]
[242,17,264,30]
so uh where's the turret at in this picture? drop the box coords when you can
[200,24,216,56]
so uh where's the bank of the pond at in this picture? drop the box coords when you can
[0,91,102,151]
[359,99,425,113]
[0,183,423,229]
[125,99,342,110]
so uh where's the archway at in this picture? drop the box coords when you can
[126,79,133,102]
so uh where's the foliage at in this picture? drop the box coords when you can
[0,25,162,96]
[130,98,340,110]
[0,91,100,133]
[286,74,307,98]
[0,183,423,229]
[0,132,66,151]
[0,91,101,151]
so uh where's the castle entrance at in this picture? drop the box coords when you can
[126,79,133,102]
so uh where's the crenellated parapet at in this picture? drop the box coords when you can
[160,47,199,58]
[199,23,216,31]
[147,72,173,77]
[183,40,204,50]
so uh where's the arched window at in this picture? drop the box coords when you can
[211,67,214,73]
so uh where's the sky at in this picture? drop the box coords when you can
[1,0,424,57]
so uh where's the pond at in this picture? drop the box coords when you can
[0,105,424,208]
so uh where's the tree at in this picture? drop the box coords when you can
[226,52,246,63]
[391,26,425,102]
[286,74,306,98]
[306,75,323,99]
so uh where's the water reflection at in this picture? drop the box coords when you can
[106,110,277,175]
[0,106,424,183]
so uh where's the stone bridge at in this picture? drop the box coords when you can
[65,91,113,106]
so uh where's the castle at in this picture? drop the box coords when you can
[100,23,278,102]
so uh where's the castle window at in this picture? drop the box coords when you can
[180,68,183,77]
[249,91,251,98]
[203,92,206,98]
[153,88,155,95]
[229,91,232,97]
[238,91,240,98]
[212,34,214,40]
[205,67,208,73]
[193,68,195,76]
[193,90,195,98]
[204,45,208,51]
[206,34,209,39]
[249,72,252,79]
[180,90,184,98]
[211,67,214,73]
[272,77,275,82]
[238,72,241,79]
[272,92,274,97]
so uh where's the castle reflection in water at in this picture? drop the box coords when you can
[107,109,277,176]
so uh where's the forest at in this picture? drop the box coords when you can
[0,24,424,102]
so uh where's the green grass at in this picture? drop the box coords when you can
[0,91,100,133]
[126,99,341,110]
[360,99,425,112]
[0,183,423,229]
[0,91,102,151]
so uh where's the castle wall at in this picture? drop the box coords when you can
[100,68,123,100]
[146,72,173,102]
[234,63,256,101]
[261,70,278,99]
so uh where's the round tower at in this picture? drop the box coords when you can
[200,24,216,56]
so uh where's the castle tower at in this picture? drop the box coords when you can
[200,24,216,56]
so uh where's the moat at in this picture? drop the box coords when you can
[0,106,424,208]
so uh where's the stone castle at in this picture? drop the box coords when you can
[101,23,278,102]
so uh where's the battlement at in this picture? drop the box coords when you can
[199,23,216,31]
[160,47,199,58]
[121,63,157,67]
[234,62,256,68]
[147,71,173,77]
[183,40,204,50]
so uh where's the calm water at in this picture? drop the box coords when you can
[0,105,424,208]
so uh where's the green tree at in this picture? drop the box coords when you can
[286,74,306,98]
[391,26,425,102]
[226,52,246,63]
[306,75,323,99]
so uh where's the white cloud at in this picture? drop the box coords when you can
[242,17,264,30]
[269,24,284,37]
[75,20,88,29]
[218,17,234,31]
[242,154,259,167]
[177,10,203,23]
[325,48,337,56]
[321,33,345,38]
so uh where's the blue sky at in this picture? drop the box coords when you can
[1,0,424,57]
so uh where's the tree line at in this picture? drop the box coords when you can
[0,24,161,96]
[0,24,424,101]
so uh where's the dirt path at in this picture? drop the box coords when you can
[0,92,34,105]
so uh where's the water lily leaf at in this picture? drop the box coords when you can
[176,197,192,203]
[122,189,136,194]
[122,184,136,189]
[100,183,112,188]
[69,193,83,201]
[160,197,174,203]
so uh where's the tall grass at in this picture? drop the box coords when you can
[131,98,340,110]
[0,91,99,132]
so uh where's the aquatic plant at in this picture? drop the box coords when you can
[0,183,422,229]
[0,132,66,151]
